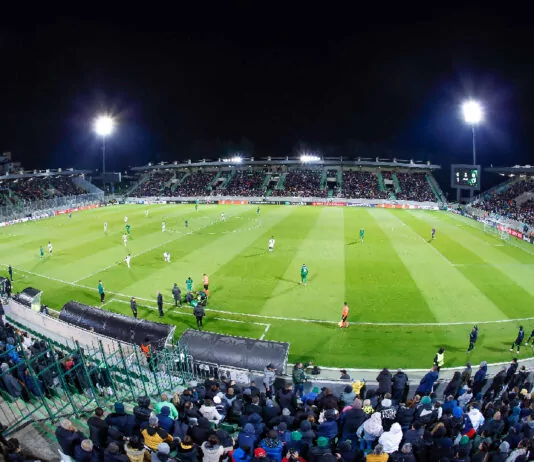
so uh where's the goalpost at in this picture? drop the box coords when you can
[483,218,511,242]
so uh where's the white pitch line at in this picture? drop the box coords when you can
[72,212,246,283]
[5,264,534,327]
[260,324,271,341]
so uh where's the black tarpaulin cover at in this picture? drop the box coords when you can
[59,300,173,346]
[179,329,289,372]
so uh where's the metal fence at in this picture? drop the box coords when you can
[0,193,104,221]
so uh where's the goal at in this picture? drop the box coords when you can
[483,219,511,241]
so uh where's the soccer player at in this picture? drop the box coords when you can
[467,325,478,353]
[359,228,365,243]
[431,228,436,240]
[185,220,189,229]
[68,213,72,219]
[195,204,198,211]
[525,328,534,346]
[300,264,308,286]
[186,276,193,292]
[221,213,226,221]
[257,207,260,215]
[98,280,105,304]
[163,251,171,262]
[47,241,53,255]
[510,326,525,354]
[39,246,45,259]
[145,210,149,217]
[162,221,166,232]
[130,297,137,319]
[104,222,108,233]
[202,273,209,296]
[268,236,275,252]
[125,254,132,268]
[125,223,131,235]
[339,302,349,328]
[122,234,128,246]
[124,216,128,223]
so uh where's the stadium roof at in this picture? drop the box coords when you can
[132,157,441,171]
[485,165,534,175]
[0,168,91,180]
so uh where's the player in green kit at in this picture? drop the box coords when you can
[257,207,260,215]
[186,276,193,292]
[359,228,365,243]
[125,223,131,235]
[300,264,308,286]
[195,204,198,211]
[39,246,45,259]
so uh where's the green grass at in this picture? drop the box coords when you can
[2,204,534,369]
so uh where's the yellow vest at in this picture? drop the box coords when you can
[436,352,444,367]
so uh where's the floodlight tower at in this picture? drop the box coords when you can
[462,100,483,166]
[93,115,115,177]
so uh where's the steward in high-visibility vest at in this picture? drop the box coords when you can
[434,347,445,371]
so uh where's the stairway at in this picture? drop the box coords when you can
[319,170,328,190]
[377,173,386,192]
[391,173,401,193]
[275,173,287,190]
[426,174,446,203]
[220,169,236,189]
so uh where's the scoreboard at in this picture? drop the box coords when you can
[451,164,481,190]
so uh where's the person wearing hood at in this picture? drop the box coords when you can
[317,409,338,440]
[263,364,276,399]
[105,403,135,437]
[443,371,462,400]
[307,437,332,462]
[441,395,458,415]
[415,366,439,396]
[215,429,234,454]
[238,423,259,450]
[357,412,383,452]
[379,398,396,431]
[260,430,284,462]
[175,435,198,462]
[376,368,392,396]
[141,416,173,451]
[246,412,265,437]
[491,440,510,462]
[263,398,281,422]
[155,393,179,420]
[156,406,174,433]
[472,361,487,395]
[340,385,356,408]
[5,338,20,364]
[201,435,225,462]
[378,422,402,454]
[397,442,416,462]
[275,422,291,444]
[1,363,22,398]
[340,398,368,440]
[392,369,408,404]
[298,420,316,446]
[232,444,252,462]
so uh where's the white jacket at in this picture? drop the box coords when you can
[199,405,222,424]
[378,422,403,454]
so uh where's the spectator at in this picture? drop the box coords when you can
[391,369,408,403]
[124,435,147,462]
[87,407,109,450]
[365,443,388,462]
[378,422,402,454]
[415,366,439,396]
[155,393,179,420]
[104,442,129,462]
[376,368,392,396]
[156,406,175,433]
[74,439,100,462]
[141,416,173,451]
[106,402,135,437]
[55,419,85,457]
[175,435,198,462]
[201,435,225,462]
[259,430,283,462]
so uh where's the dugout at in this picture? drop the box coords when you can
[59,300,175,347]
[178,329,289,374]
[12,287,42,312]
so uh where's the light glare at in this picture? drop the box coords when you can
[94,115,115,136]
[300,154,320,163]
[462,100,483,125]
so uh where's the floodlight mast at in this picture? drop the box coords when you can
[94,115,115,177]
[462,100,483,166]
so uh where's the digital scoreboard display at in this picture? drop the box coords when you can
[451,164,481,190]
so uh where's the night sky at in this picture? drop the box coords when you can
[1,7,533,187]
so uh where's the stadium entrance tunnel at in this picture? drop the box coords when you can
[178,329,289,373]
[59,300,175,347]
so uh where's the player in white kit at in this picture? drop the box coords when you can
[124,216,128,223]
[221,213,226,221]
[47,241,53,255]
[162,221,166,232]
[163,251,171,262]
[104,222,108,233]
[122,234,128,246]
[125,254,131,268]
[268,236,275,252]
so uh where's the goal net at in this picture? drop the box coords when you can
[483,219,511,241]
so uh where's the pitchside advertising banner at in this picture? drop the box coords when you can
[0,204,100,228]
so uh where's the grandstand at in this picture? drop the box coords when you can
[128,158,446,203]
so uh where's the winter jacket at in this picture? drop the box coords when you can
[175,444,198,462]
[263,367,276,389]
[199,404,222,424]
[317,418,338,440]
[232,447,251,462]
[376,370,392,395]
[157,407,175,433]
[260,438,284,462]
[55,427,85,457]
[74,445,101,462]
[416,370,438,394]
[105,412,135,437]
[155,400,179,420]
[1,368,22,398]
[341,408,368,435]
[392,372,408,394]
[87,416,109,448]
[200,442,225,462]
[141,427,173,451]
[340,390,356,407]
[378,422,402,454]
[396,406,415,428]
[276,388,297,412]
[237,424,258,450]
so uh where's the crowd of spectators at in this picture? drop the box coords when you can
[3,312,534,461]
[340,172,388,200]
[472,179,534,226]
[225,171,266,196]
[174,172,216,197]
[0,176,87,206]
[137,171,176,197]
[271,170,325,198]
[395,174,436,202]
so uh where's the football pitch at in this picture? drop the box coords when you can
[1,204,534,369]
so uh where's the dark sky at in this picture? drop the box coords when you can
[1,6,533,182]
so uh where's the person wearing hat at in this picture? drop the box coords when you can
[263,363,277,399]
[339,369,351,381]
[156,406,174,433]
[105,402,135,437]
[308,437,332,462]
[379,398,396,431]
[341,399,367,441]
[251,447,268,462]
[151,442,173,462]
[141,416,173,451]
[340,385,356,408]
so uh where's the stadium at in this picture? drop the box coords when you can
[3,10,534,462]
